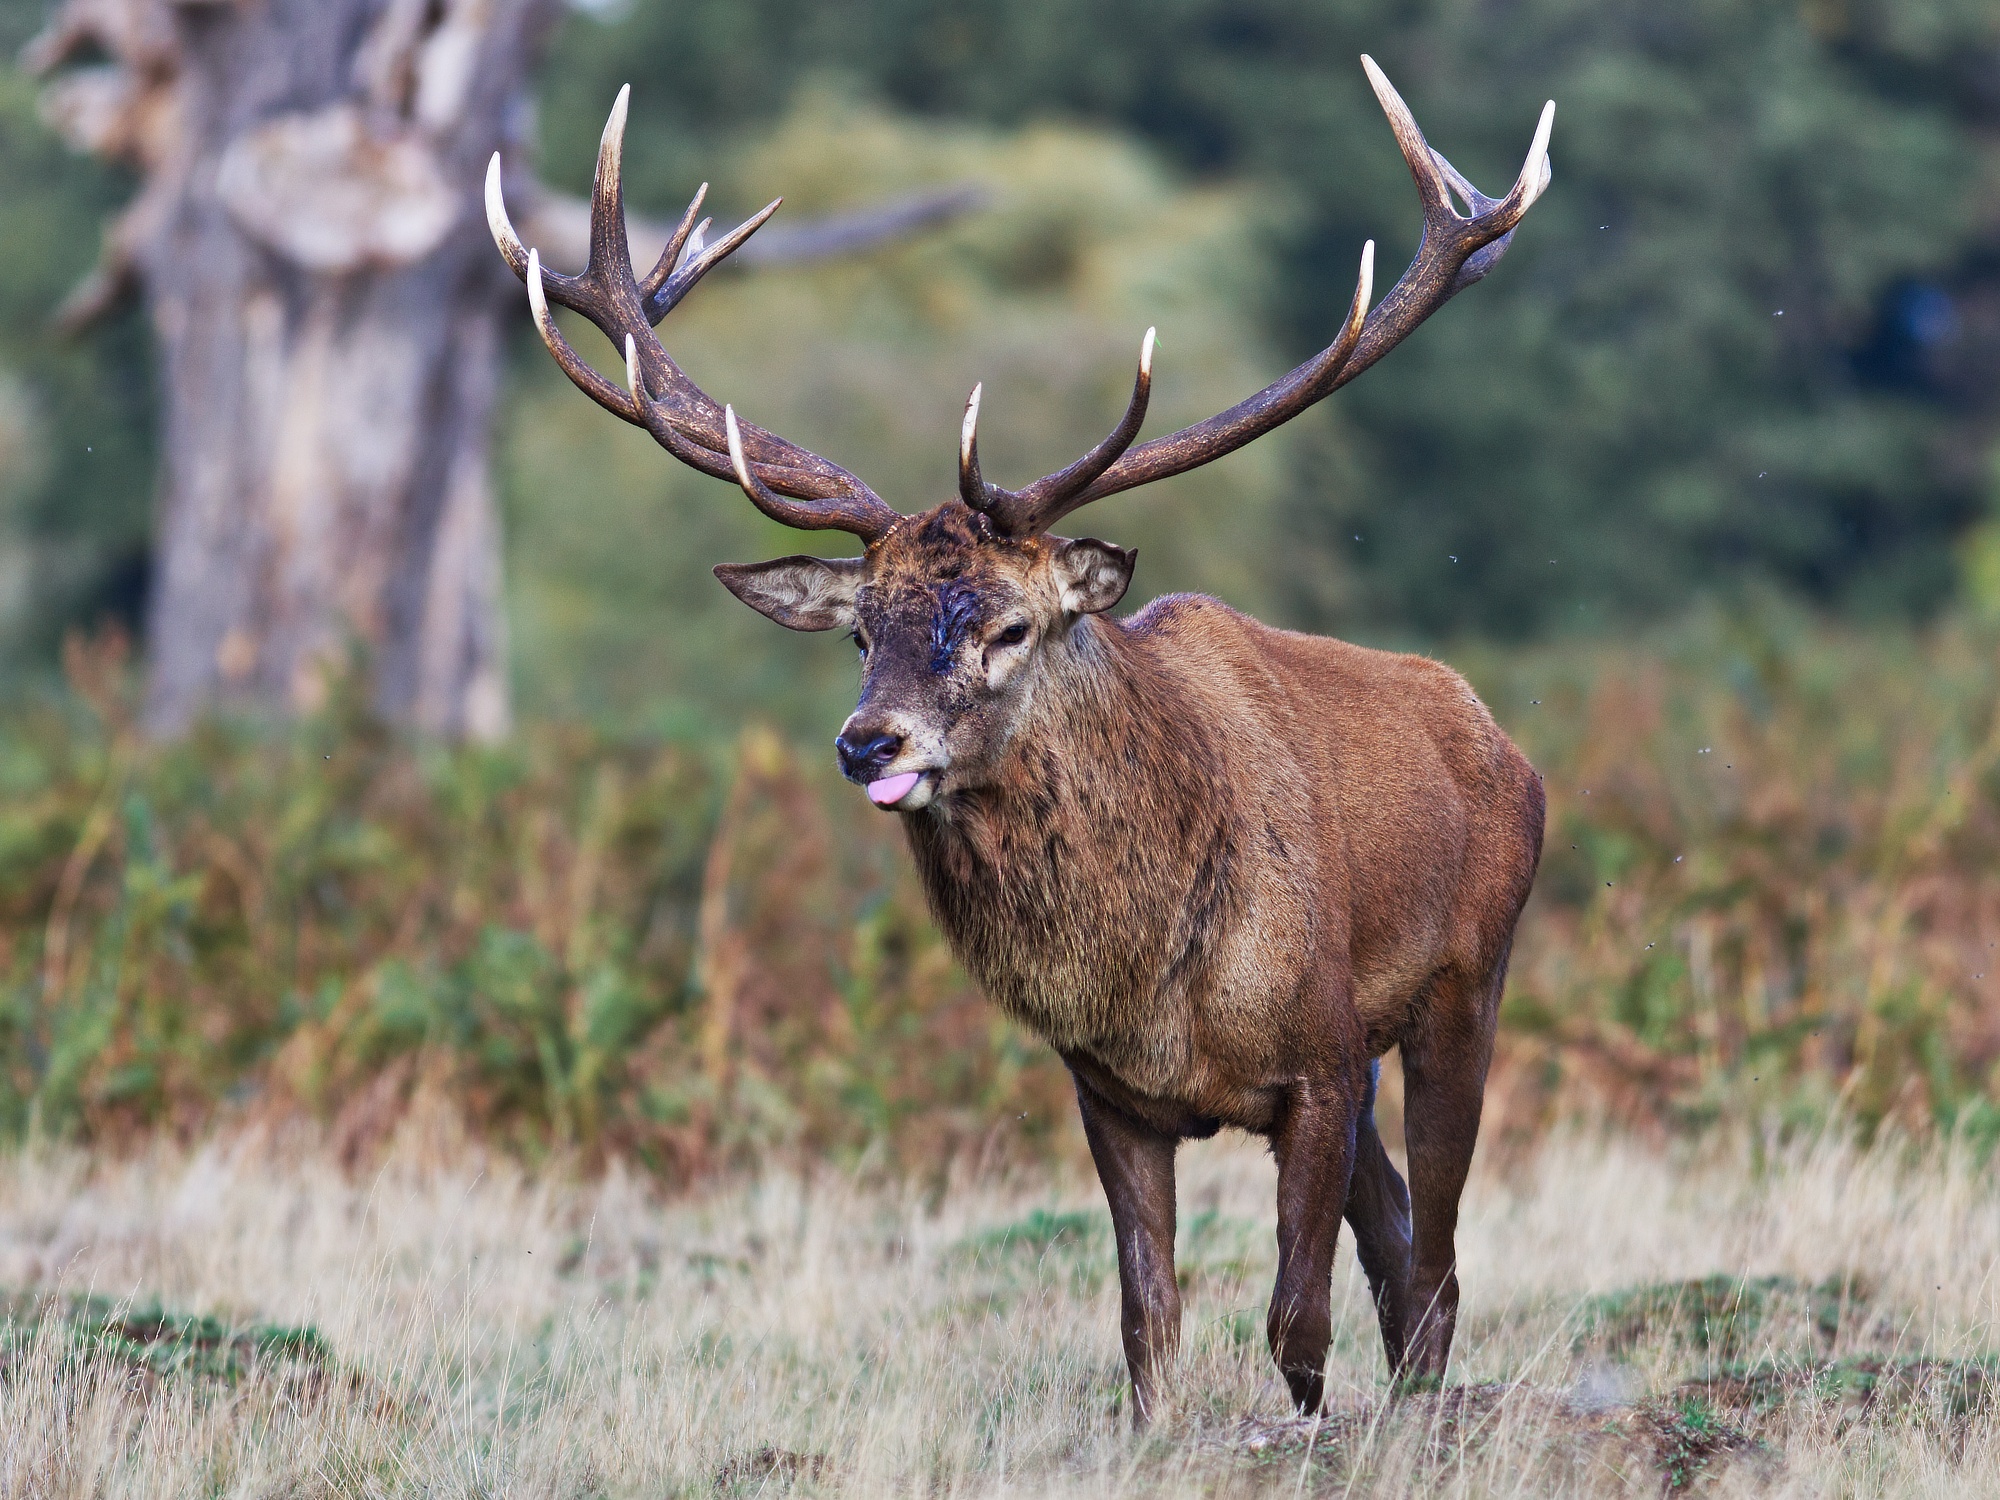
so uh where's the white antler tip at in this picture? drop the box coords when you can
[1519,101,1556,205]
[1339,240,1375,333]
[624,334,642,401]
[961,384,982,452]
[724,405,753,484]
[1359,53,1416,129]
[524,249,558,352]
[485,152,525,260]
[1140,326,1157,377]
[599,85,631,174]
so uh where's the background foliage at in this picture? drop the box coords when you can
[0,1,1998,1163]
[538,0,2000,644]
[0,0,1995,696]
[4,616,1998,1166]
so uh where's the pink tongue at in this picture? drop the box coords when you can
[867,770,922,806]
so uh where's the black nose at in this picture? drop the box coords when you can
[836,730,903,779]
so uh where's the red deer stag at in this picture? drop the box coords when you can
[488,59,1551,1417]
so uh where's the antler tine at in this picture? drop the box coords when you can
[1437,98,1554,293]
[646,198,783,322]
[637,182,709,306]
[496,89,902,543]
[996,327,1156,534]
[1015,244,1371,532]
[724,406,902,535]
[624,333,645,406]
[982,59,1550,532]
[958,384,997,512]
[588,84,638,294]
[1340,241,1375,352]
[1424,101,1554,234]
[1361,55,1453,222]
[485,153,529,279]
[1366,53,1547,231]
[968,330,1155,534]
[526,249,635,420]
[723,406,805,526]
[1514,100,1556,215]
[485,153,593,317]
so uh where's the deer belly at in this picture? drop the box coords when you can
[973,930,1300,1108]
[952,936,1190,1092]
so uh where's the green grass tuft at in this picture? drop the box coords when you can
[1575,1273,1869,1360]
[0,1289,332,1386]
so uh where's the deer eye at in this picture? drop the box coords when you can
[851,631,869,656]
[995,622,1029,647]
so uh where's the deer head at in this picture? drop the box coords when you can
[489,62,1553,810]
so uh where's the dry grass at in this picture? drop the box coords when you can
[4,1127,2000,1497]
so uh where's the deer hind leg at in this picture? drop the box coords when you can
[1072,1073,1181,1425]
[1397,955,1507,1383]
[1343,1058,1413,1372]
[1266,1068,1365,1414]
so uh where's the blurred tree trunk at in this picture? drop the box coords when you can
[27,2,976,738]
[28,0,562,739]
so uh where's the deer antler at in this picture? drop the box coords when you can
[486,86,903,542]
[965,57,1555,539]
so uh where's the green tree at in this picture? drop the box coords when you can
[540,0,1999,637]
[3,0,1995,689]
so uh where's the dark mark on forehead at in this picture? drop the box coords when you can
[931,583,983,673]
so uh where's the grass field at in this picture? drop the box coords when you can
[5,1124,2000,1497]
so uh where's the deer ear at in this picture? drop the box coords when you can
[713,556,865,632]
[1050,538,1135,615]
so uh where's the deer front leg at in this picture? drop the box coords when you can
[1268,1075,1363,1414]
[1072,1073,1180,1424]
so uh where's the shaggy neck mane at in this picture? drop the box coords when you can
[901,610,1239,1024]
[930,614,1196,867]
